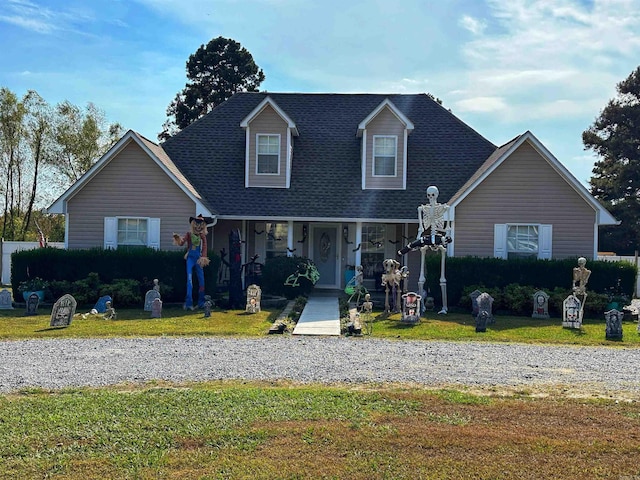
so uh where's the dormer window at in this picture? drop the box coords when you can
[373,135,397,177]
[257,134,280,175]
[358,98,414,190]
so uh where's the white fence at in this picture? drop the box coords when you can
[1,240,65,285]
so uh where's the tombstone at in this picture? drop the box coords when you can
[151,297,162,318]
[50,294,77,327]
[476,292,495,326]
[203,295,213,318]
[469,289,482,316]
[605,309,623,341]
[245,284,262,314]
[144,289,161,311]
[401,292,422,324]
[476,311,490,333]
[532,290,550,319]
[562,294,582,329]
[0,289,13,310]
[93,295,112,314]
[26,293,40,316]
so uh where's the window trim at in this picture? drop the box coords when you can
[372,135,398,177]
[256,134,281,176]
[494,223,552,259]
[105,216,160,250]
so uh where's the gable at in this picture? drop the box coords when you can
[66,141,197,249]
[361,106,408,190]
[244,104,291,188]
[453,141,598,258]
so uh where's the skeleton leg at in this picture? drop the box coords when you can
[418,247,427,313]
[438,245,448,314]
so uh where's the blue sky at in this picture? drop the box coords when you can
[1,0,639,187]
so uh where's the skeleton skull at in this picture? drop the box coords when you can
[426,185,439,204]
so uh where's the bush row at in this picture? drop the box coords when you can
[11,247,220,305]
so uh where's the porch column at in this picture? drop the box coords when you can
[355,221,363,266]
[287,220,294,256]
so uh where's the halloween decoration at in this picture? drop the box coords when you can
[173,215,211,309]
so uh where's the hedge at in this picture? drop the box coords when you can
[11,247,220,305]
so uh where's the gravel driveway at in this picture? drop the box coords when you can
[2,336,639,398]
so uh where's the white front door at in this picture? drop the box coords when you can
[311,225,340,288]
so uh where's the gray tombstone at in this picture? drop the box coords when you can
[532,290,550,319]
[144,289,161,311]
[50,294,77,327]
[0,289,13,310]
[26,293,40,316]
[93,295,112,314]
[401,292,422,324]
[562,294,582,329]
[470,289,482,316]
[151,297,162,318]
[605,309,623,341]
[203,295,213,318]
[476,311,490,333]
[476,292,495,325]
[245,284,262,314]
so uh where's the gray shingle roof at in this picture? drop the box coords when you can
[161,93,497,221]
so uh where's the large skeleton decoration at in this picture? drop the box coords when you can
[398,185,452,314]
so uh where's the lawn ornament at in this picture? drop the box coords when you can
[173,215,211,310]
[381,258,401,313]
[398,185,452,314]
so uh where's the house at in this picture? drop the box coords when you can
[48,93,617,292]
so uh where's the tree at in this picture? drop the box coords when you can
[0,87,121,241]
[160,36,265,140]
[583,66,640,255]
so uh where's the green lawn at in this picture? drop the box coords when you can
[1,381,639,479]
[0,302,638,346]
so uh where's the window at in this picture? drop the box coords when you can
[118,218,147,246]
[257,135,280,174]
[507,225,538,259]
[265,222,289,259]
[104,217,160,250]
[373,136,397,176]
[361,224,386,282]
[494,224,552,259]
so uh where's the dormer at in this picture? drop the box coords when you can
[240,96,299,188]
[357,98,414,190]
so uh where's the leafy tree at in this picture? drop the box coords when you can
[583,66,640,255]
[0,87,121,241]
[160,36,265,140]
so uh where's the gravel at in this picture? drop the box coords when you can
[2,336,639,397]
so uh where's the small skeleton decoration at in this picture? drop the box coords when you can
[381,258,401,313]
[398,185,452,314]
[572,257,591,320]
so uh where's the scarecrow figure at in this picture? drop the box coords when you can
[173,215,211,309]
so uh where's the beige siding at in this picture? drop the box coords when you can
[454,142,596,259]
[67,141,196,250]
[364,107,406,189]
[247,105,288,188]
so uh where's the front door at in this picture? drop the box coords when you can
[311,225,339,288]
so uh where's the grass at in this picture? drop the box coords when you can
[1,302,639,346]
[1,381,639,479]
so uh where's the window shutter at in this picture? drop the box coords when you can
[493,224,507,259]
[104,217,117,250]
[539,224,552,259]
[148,218,161,250]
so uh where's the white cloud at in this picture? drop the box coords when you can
[459,15,486,35]
[455,96,508,113]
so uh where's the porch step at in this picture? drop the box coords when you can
[292,296,341,336]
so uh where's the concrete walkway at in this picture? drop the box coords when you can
[292,295,341,336]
